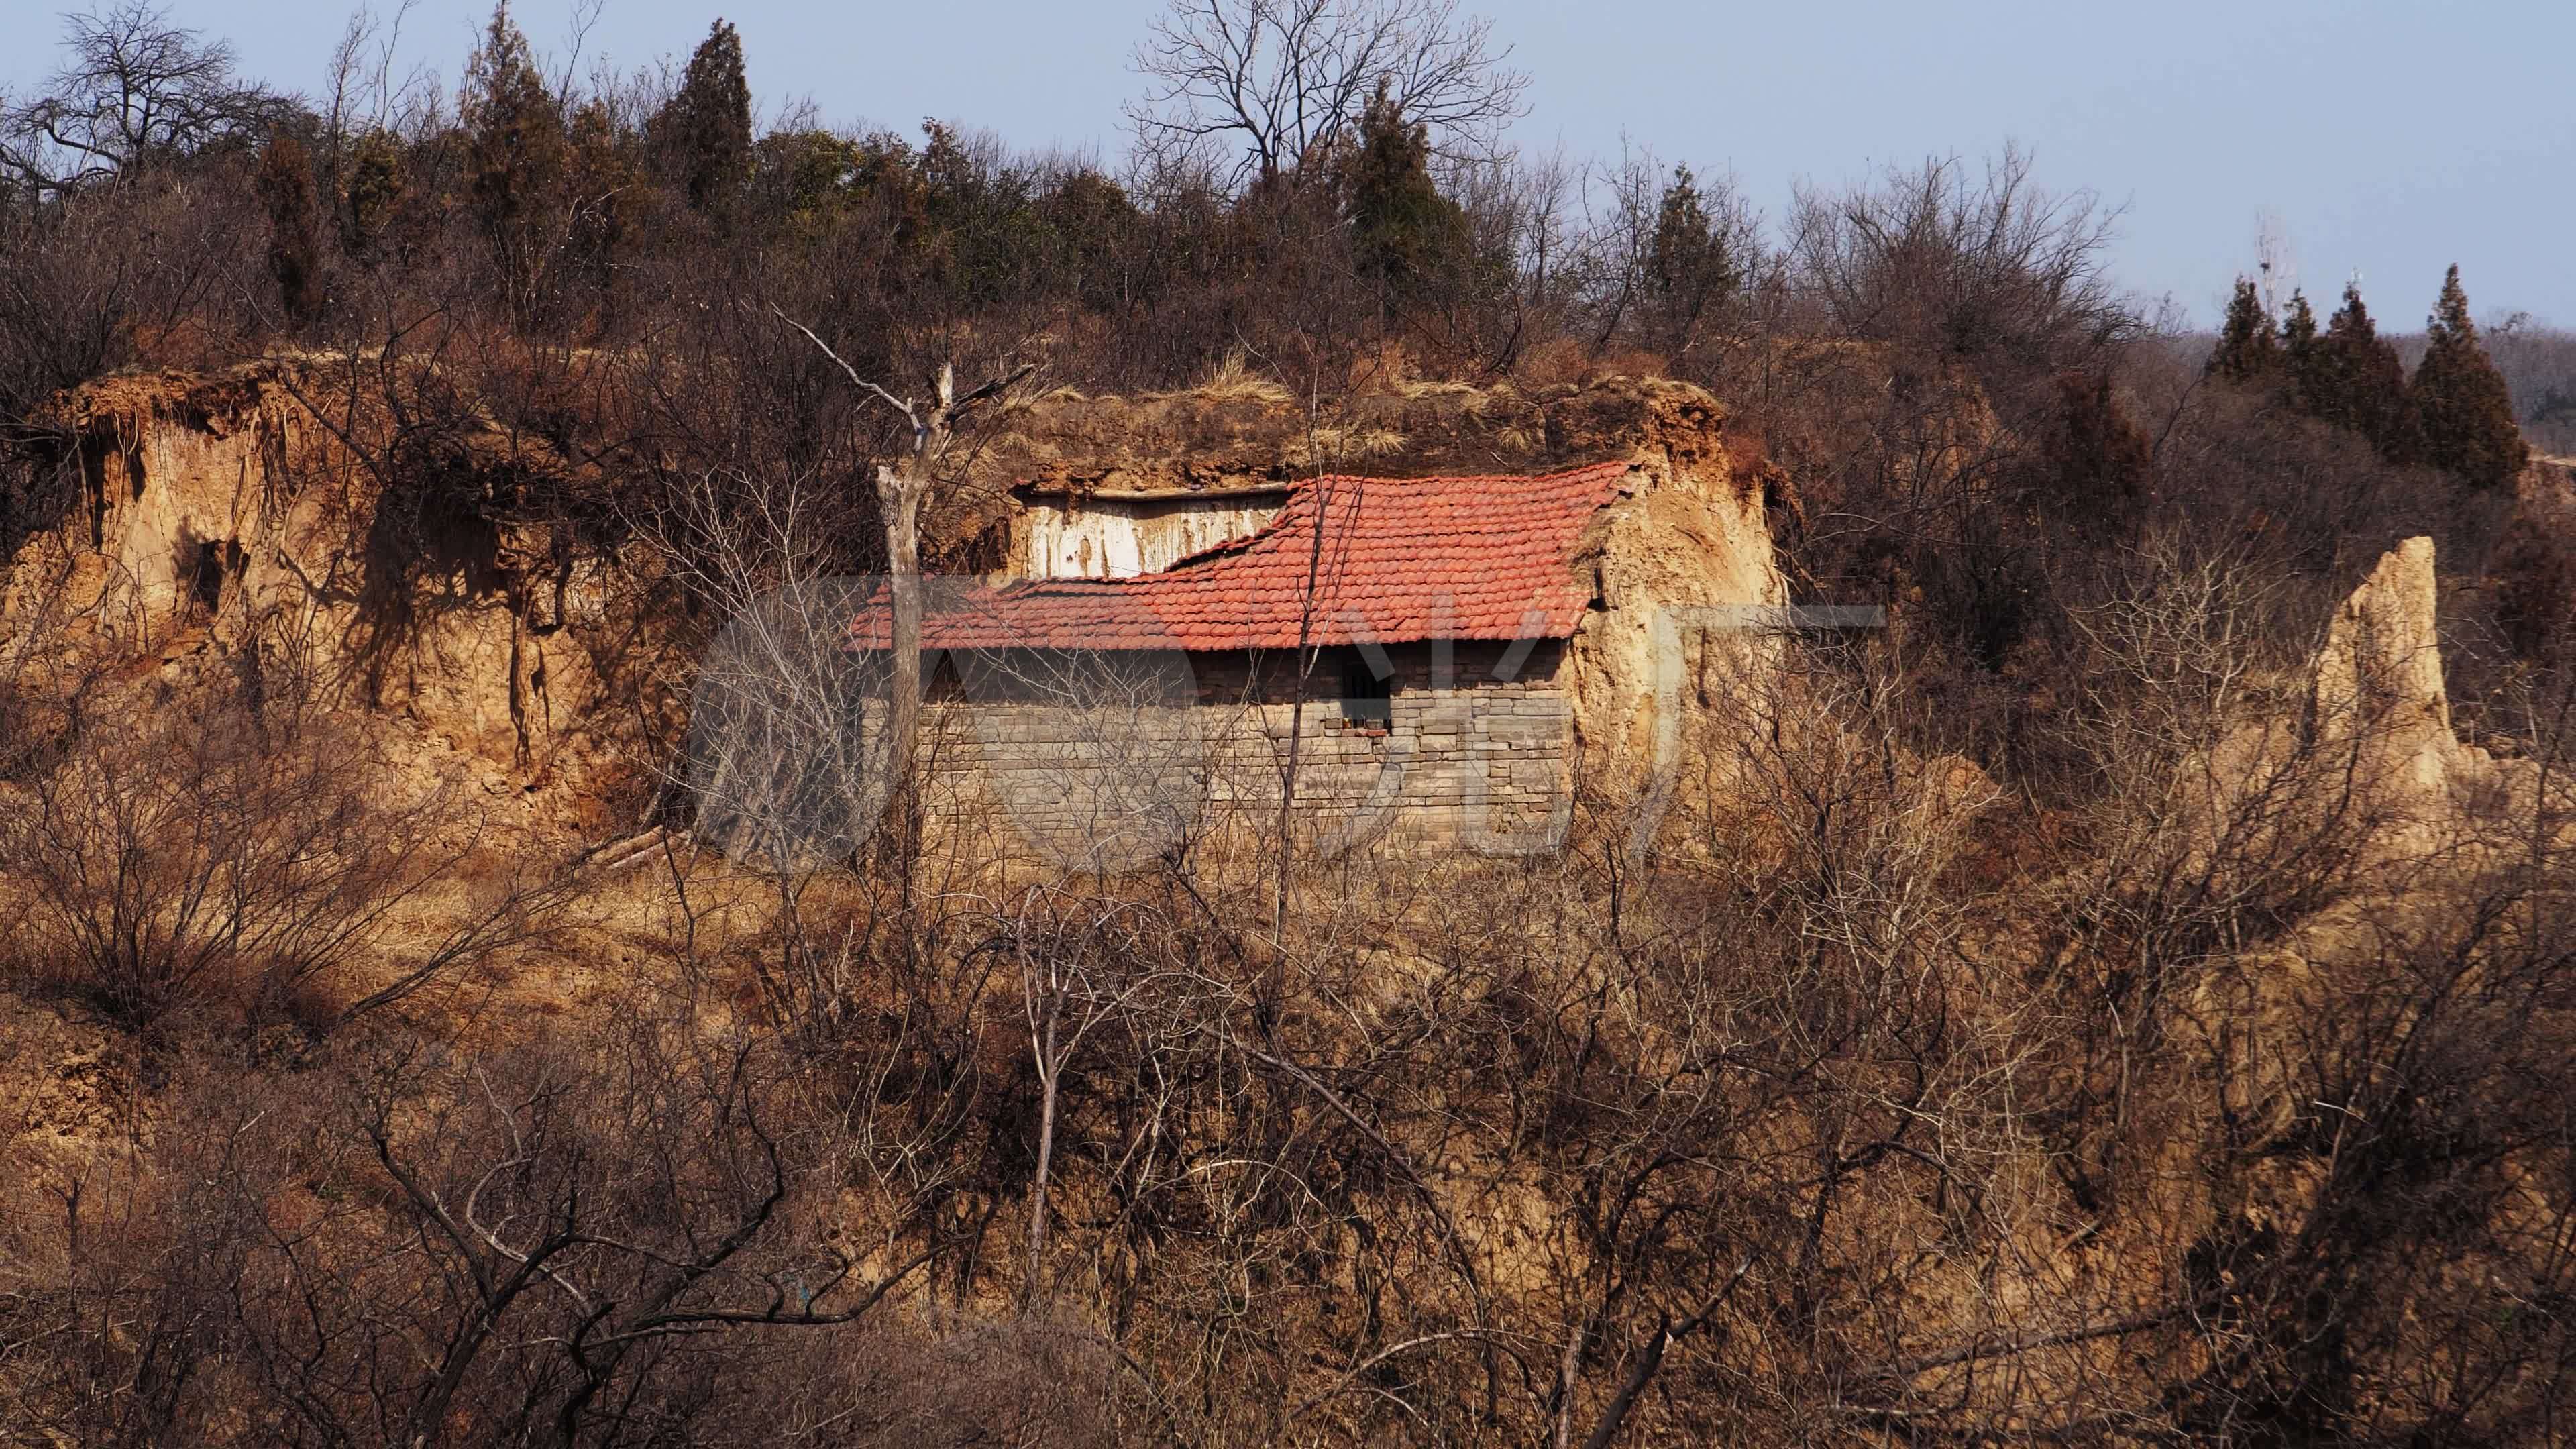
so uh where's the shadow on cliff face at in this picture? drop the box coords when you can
[346,452,513,708]
[0,425,87,566]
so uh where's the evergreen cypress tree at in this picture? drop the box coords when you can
[341,129,405,258]
[2493,508,2576,665]
[654,19,751,219]
[256,131,323,324]
[2047,368,2153,537]
[2413,265,2530,491]
[2279,288,2321,407]
[2208,276,2280,382]
[1339,82,1474,307]
[2318,282,2418,463]
[460,2,568,318]
[1645,164,1737,354]
[565,98,633,298]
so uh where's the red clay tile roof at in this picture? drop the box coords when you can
[853,461,1635,653]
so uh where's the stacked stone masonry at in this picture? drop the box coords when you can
[919,640,1572,858]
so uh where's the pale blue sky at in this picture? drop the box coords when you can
[8,0,2570,325]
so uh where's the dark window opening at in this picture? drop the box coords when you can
[1338,652,1392,724]
[926,651,967,702]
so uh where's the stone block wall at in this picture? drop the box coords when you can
[920,639,1572,861]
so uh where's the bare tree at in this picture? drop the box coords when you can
[989,885,1189,1312]
[341,1032,934,1446]
[1126,0,1530,189]
[1784,146,2126,372]
[773,307,1030,790]
[0,1,284,194]
[311,1,435,200]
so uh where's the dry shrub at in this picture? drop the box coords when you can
[0,697,551,1038]
[1512,335,1666,390]
[0,997,1142,1448]
[1191,348,1295,404]
[1,707,407,1030]
[2,596,2571,1445]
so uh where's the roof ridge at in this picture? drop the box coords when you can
[855,460,1641,653]
[1140,460,1632,579]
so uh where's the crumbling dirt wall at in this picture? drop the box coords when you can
[0,365,636,810]
[1561,435,1788,811]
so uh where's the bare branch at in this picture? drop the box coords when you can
[1126,0,1529,188]
[767,304,915,425]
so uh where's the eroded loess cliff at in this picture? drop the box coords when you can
[1,364,649,830]
[1,364,2567,1446]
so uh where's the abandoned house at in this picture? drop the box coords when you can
[846,443,1788,861]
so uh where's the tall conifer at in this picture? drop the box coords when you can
[256,132,323,324]
[2208,276,2279,382]
[1645,164,1737,353]
[1340,83,1474,305]
[341,129,405,257]
[460,2,568,318]
[2414,265,2529,490]
[2047,368,2153,537]
[2279,288,2321,407]
[655,19,751,219]
[2318,282,2418,463]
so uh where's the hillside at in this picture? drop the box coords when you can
[3,1,2573,1444]
[2,346,2573,1446]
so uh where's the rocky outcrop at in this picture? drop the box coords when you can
[2163,535,2539,878]
[2302,533,2561,826]
[2307,536,2465,798]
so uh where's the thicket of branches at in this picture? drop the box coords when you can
[2,3,2571,1446]
[8,619,2572,1446]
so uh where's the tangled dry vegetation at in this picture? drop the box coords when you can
[1,362,2573,1447]
[3,0,2572,1438]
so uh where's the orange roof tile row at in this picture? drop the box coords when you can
[851,461,1635,653]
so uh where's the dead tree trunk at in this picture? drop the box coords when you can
[772,311,1028,797]
[875,447,929,786]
